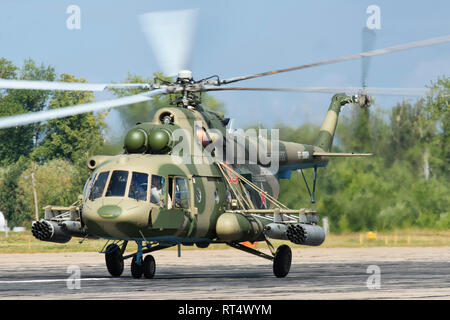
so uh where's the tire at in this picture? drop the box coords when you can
[143,255,156,279]
[273,244,292,278]
[105,244,124,277]
[131,256,143,279]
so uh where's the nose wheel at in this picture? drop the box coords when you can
[131,255,143,278]
[130,240,157,279]
[130,254,156,279]
[143,255,156,279]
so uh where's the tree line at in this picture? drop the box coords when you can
[278,78,449,232]
[0,58,448,232]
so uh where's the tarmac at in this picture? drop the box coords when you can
[0,246,449,299]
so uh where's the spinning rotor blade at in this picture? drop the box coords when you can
[0,89,167,129]
[219,35,450,85]
[203,86,433,96]
[0,79,150,91]
[139,9,198,77]
[361,27,377,89]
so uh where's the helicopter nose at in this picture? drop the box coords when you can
[97,204,123,219]
[83,199,153,238]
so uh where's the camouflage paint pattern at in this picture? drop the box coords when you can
[79,94,353,243]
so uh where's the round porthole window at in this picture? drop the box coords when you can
[195,187,202,203]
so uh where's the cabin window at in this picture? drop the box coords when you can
[129,172,148,201]
[105,170,129,197]
[89,171,109,200]
[150,175,166,207]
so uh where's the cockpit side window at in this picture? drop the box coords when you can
[105,170,129,197]
[83,173,96,199]
[129,172,148,201]
[89,171,109,200]
[150,175,166,207]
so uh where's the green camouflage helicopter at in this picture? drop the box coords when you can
[1,10,448,278]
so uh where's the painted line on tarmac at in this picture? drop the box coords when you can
[0,278,114,284]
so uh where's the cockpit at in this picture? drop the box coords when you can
[83,170,190,209]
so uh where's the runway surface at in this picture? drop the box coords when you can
[0,247,449,299]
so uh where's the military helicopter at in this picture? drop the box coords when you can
[0,10,449,278]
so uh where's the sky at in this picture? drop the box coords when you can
[0,0,449,135]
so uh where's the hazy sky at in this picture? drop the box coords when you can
[0,0,449,132]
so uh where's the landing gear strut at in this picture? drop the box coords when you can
[129,240,157,279]
[227,240,292,278]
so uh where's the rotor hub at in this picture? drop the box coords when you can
[177,70,194,84]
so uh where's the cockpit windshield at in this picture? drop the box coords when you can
[89,171,109,200]
[86,170,164,203]
[129,172,148,201]
[105,170,129,197]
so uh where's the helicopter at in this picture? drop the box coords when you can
[0,10,449,279]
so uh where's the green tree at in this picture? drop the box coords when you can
[32,73,107,164]
[0,157,30,227]
[0,59,56,165]
[16,159,79,226]
[426,77,450,178]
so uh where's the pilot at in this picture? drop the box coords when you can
[150,175,165,207]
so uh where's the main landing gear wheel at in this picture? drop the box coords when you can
[131,256,143,279]
[143,255,156,279]
[273,245,292,278]
[105,244,124,277]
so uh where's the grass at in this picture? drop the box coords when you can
[0,228,449,254]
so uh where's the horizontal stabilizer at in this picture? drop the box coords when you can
[313,152,372,157]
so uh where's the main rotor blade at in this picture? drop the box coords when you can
[203,86,442,96]
[220,35,450,85]
[139,9,198,77]
[0,89,167,129]
[0,79,150,91]
[361,27,376,88]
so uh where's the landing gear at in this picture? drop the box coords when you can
[131,255,143,279]
[273,244,292,278]
[102,240,173,279]
[105,243,124,277]
[130,254,156,279]
[227,240,292,278]
[143,255,156,279]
